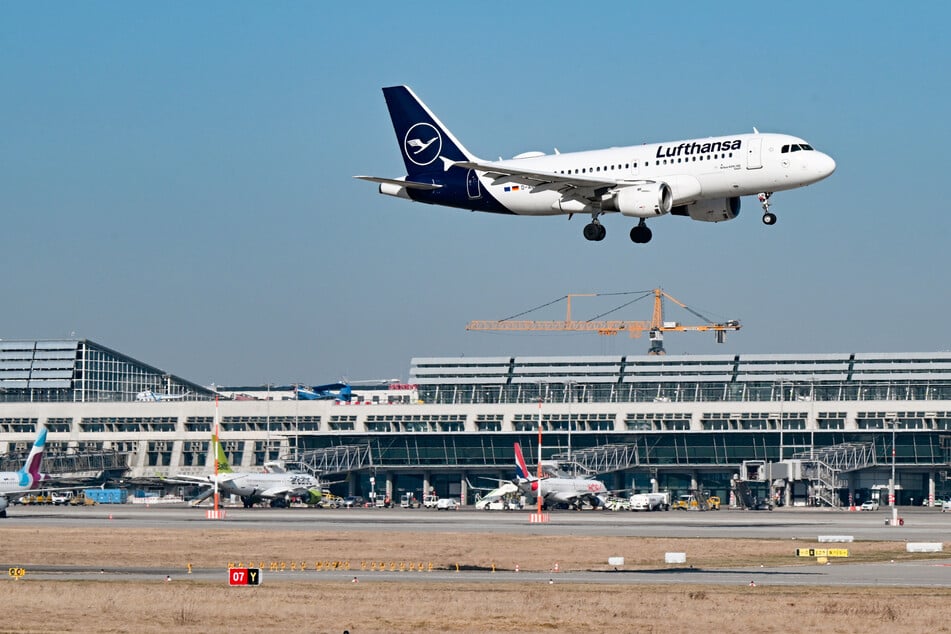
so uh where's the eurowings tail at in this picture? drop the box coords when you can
[18,426,47,488]
[381,85,476,178]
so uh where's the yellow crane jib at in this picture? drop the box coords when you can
[465,288,740,355]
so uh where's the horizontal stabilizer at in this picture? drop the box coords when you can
[354,176,442,190]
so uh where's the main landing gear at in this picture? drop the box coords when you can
[758,192,777,225]
[583,217,653,244]
[629,219,652,244]
[583,219,606,241]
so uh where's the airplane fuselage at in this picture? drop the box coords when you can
[403,133,833,217]
[215,472,319,499]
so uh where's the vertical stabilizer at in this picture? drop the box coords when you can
[382,85,475,178]
[213,434,234,474]
[18,427,47,488]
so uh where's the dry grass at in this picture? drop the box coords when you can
[2,526,942,571]
[3,527,951,633]
[5,582,951,633]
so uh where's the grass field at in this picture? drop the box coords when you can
[4,526,950,633]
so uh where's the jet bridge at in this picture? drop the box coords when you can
[551,442,643,476]
[287,443,373,477]
[0,450,130,479]
[739,442,877,508]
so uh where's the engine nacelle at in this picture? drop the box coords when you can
[603,183,672,218]
[673,197,741,222]
[299,488,323,505]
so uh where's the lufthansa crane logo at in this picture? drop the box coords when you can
[403,123,442,167]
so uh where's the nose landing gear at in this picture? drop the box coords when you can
[758,192,777,225]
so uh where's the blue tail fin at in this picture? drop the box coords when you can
[382,86,475,178]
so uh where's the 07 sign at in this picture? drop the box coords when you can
[228,567,261,586]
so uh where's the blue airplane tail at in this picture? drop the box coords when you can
[382,86,475,178]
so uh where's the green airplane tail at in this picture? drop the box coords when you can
[212,433,233,473]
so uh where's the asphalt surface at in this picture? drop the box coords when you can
[5,504,951,587]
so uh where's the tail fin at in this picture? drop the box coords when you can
[514,442,533,481]
[17,426,47,488]
[336,385,352,402]
[382,85,475,178]
[212,434,233,474]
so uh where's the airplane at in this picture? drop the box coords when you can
[513,442,607,510]
[355,85,836,244]
[0,426,49,517]
[136,389,190,402]
[174,435,323,508]
[293,382,352,402]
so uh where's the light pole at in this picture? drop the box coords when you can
[566,380,575,475]
[888,416,898,526]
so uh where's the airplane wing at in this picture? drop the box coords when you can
[354,176,442,190]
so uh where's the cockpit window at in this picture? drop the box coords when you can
[782,143,815,153]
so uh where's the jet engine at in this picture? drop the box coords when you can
[603,183,672,218]
[300,488,323,505]
[672,197,741,222]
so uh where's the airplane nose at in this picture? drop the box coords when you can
[817,153,836,178]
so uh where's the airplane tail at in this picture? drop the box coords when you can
[382,85,476,178]
[513,442,534,481]
[18,426,47,487]
[336,385,352,402]
[212,434,234,474]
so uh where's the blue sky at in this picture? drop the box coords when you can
[2,2,949,386]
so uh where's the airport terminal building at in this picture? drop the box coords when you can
[1,338,950,507]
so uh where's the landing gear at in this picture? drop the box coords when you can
[758,192,777,225]
[583,220,606,241]
[629,219,652,244]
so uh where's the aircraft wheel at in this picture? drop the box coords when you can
[630,224,652,244]
[583,222,605,241]
[762,212,777,225]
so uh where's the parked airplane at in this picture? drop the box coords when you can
[0,426,49,517]
[176,435,323,508]
[136,389,190,402]
[292,383,352,402]
[356,86,835,244]
[513,442,607,509]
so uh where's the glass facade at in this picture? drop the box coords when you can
[0,339,215,403]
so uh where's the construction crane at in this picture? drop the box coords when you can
[466,288,740,355]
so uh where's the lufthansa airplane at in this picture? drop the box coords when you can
[355,86,836,244]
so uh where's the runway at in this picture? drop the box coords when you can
[6,504,951,540]
[6,505,951,588]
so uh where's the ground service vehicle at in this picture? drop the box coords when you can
[630,492,670,511]
[423,495,439,508]
[435,498,460,510]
